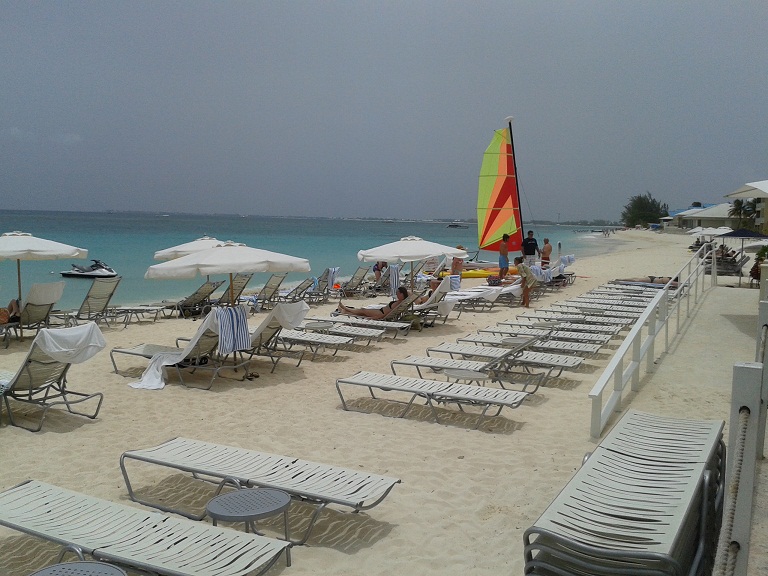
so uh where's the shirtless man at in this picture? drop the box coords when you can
[540,238,553,269]
[498,234,510,280]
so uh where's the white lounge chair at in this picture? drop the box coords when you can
[111,306,253,390]
[50,276,122,326]
[0,281,65,346]
[307,315,412,338]
[457,333,603,357]
[423,343,584,378]
[278,328,355,361]
[478,325,614,344]
[1,322,106,431]
[0,480,289,575]
[336,370,530,429]
[499,320,623,335]
[119,437,401,545]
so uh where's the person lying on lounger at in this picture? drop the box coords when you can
[614,276,679,287]
[338,286,408,319]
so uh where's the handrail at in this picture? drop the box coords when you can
[588,242,713,437]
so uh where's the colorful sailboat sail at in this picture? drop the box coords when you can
[477,126,523,252]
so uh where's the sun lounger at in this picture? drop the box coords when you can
[478,325,613,344]
[50,276,122,326]
[523,409,724,576]
[0,281,65,346]
[304,267,337,304]
[307,315,412,338]
[0,480,289,575]
[277,277,314,303]
[569,295,654,308]
[111,306,254,390]
[335,266,370,298]
[278,328,355,360]
[120,436,401,545]
[1,323,106,431]
[552,301,643,316]
[336,370,530,429]
[300,322,385,345]
[499,320,623,335]
[153,279,224,318]
[518,310,631,326]
[424,343,584,378]
[246,273,284,310]
[457,333,603,357]
[216,272,255,307]
[390,352,548,392]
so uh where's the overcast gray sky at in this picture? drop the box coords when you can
[2,1,766,222]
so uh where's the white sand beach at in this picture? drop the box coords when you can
[0,229,765,575]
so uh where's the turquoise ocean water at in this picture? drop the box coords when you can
[0,211,615,311]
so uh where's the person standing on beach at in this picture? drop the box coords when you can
[451,245,465,276]
[514,256,538,308]
[540,238,553,269]
[499,234,510,280]
[521,230,541,266]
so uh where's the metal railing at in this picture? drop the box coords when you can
[588,244,713,437]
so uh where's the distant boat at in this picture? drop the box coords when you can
[447,221,468,228]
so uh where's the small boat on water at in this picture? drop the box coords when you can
[60,259,118,279]
[447,221,469,228]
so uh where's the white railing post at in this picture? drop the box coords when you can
[724,363,764,576]
[756,301,768,363]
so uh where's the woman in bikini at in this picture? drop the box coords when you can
[338,287,408,319]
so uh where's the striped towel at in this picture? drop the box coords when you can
[215,305,251,355]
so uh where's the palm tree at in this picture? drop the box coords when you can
[729,199,746,225]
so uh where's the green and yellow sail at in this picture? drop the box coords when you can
[477,128,523,252]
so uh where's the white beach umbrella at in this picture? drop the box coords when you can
[145,241,311,305]
[0,231,87,338]
[358,236,467,288]
[0,231,87,302]
[153,236,226,260]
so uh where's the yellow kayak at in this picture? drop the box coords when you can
[439,267,515,278]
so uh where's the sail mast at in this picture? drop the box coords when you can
[505,116,524,235]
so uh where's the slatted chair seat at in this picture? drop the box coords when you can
[120,437,401,545]
[335,370,529,429]
[518,310,632,326]
[500,320,623,335]
[302,323,385,344]
[457,333,603,357]
[390,354,547,392]
[278,329,355,360]
[524,409,725,576]
[478,325,613,344]
[0,480,289,576]
[424,344,584,378]
[552,301,643,317]
[306,316,412,337]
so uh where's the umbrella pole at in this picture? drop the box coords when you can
[16,259,23,340]
[229,273,234,307]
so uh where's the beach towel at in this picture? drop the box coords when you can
[215,305,250,355]
[389,264,401,300]
[328,267,340,287]
[34,322,106,363]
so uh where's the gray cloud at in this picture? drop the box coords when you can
[1,1,766,221]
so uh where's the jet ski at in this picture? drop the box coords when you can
[60,259,118,278]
